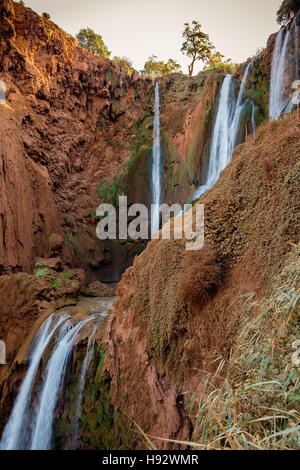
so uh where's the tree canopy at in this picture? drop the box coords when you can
[142,56,181,77]
[276,0,300,24]
[113,56,133,76]
[181,21,215,76]
[203,51,236,74]
[76,28,111,58]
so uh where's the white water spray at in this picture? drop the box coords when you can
[269,28,291,120]
[72,326,97,448]
[229,61,253,155]
[151,81,162,235]
[0,314,67,450]
[30,317,93,450]
[192,63,253,200]
[251,101,256,136]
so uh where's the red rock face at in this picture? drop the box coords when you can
[0,0,154,274]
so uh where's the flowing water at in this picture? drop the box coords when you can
[228,60,253,156]
[295,21,299,80]
[192,63,252,200]
[151,81,162,235]
[72,325,97,448]
[0,297,113,450]
[269,28,291,120]
[251,101,256,137]
[0,314,67,450]
[30,317,93,450]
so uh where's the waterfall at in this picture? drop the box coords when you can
[295,21,299,80]
[269,28,291,120]
[151,81,162,235]
[72,326,97,448]
[0,314,68,450]
[228,60,253,155]
[251,101,256,136]
[192,62,253,201]
[0,311,100,450]
[30,317,93,450]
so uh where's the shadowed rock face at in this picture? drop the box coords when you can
[0,0,153,275]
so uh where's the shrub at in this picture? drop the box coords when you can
[277,0,300,25]
[42,12,51,20]
[76,28,111,58]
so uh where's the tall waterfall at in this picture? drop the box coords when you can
[0,300,112,450]
[269,28,291,120]
[151,81,162,235]
[193,63,252,200]
[228,60,253,156]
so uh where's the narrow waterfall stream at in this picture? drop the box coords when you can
[295,19,300,80]
[72,326,97,449]
[0,297,113,450]
[151,81,162,235]
[269,28,291,120]
[228,60,254,156]
[192,62,253,200]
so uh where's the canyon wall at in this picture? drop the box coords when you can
[0,0,223,282]
[103,116,299,448]
[1,0,299,450]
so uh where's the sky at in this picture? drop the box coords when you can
[24,0,283,74]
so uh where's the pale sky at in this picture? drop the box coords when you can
[24,0,282,74]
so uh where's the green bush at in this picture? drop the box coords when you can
[42,12,51,20]
[76,28,111,58]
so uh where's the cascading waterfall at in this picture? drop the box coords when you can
[0,314,67,450]
[0,300,110,451]
[251,101,256,137]
[151,81,162,235]
[72,326,97,448]
[228,60,253,156]
[193,63,252,200]
[269,28,291,120]
[30,317,93,450]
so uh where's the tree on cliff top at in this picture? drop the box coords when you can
[277,0,300,24]
[203,51,236,74]
[181,21,215,76]
[76,28,111,59]
[113,56,133,76]
[143,56,181,77]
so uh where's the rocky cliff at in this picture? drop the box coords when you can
[0,0,299,451]
[0,0,224,282]
[103,116,299,448]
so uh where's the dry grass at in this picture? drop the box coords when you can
[176,246,221,312]
[137,246,300,450]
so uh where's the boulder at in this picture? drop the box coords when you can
[81,281,115,297]
[34,257,63,272]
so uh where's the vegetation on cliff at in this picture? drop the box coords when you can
[277,0,300,24]
[76,27,111,58]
